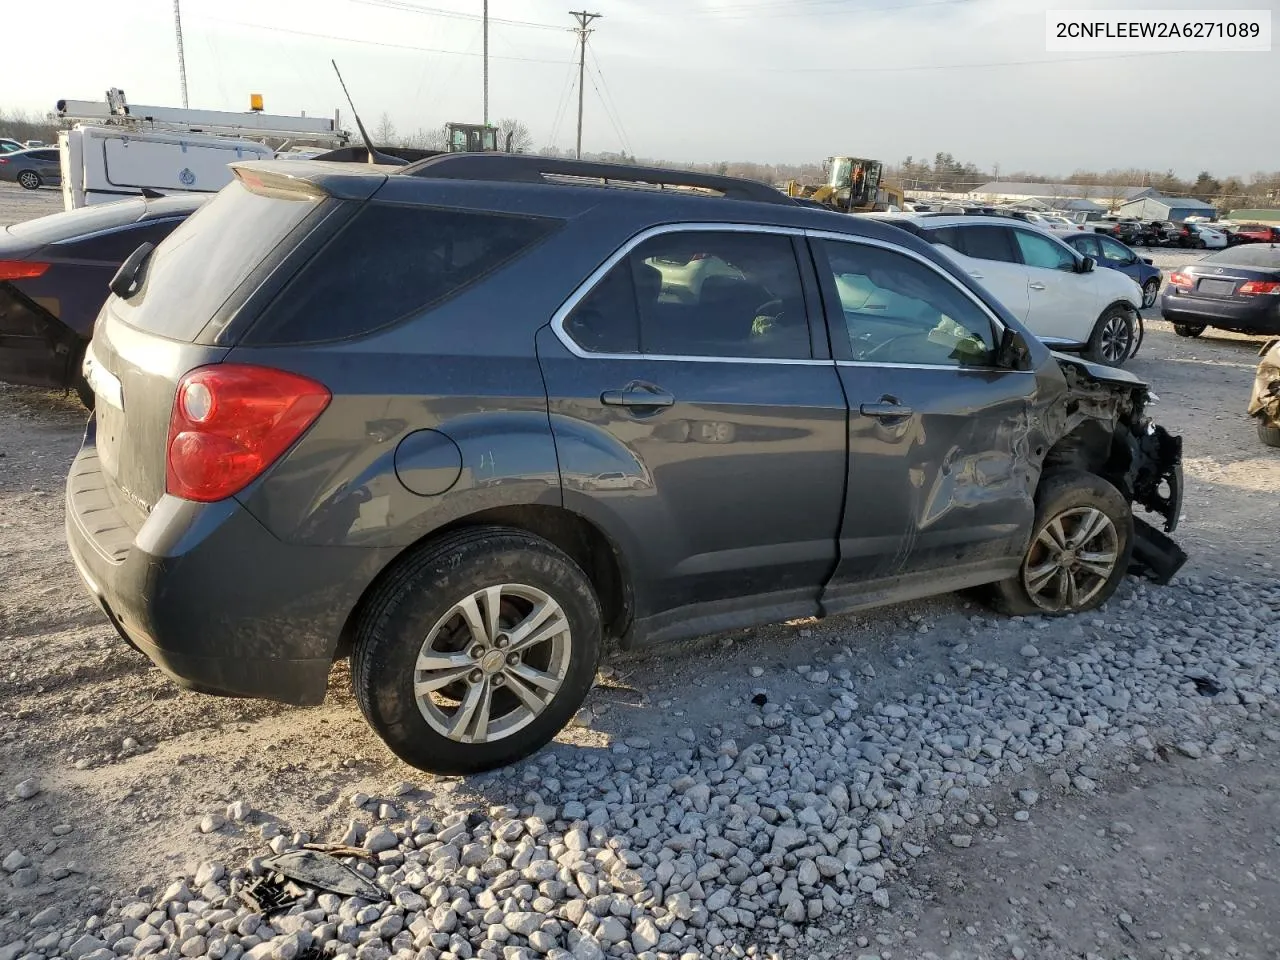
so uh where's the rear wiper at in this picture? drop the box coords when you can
[109,242,155,300]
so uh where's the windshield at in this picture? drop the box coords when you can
[1203,245,1280,269]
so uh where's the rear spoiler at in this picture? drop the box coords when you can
[229,161,386,202]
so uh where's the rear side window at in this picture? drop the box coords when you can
[248,203,559,345]
[114,179,321,341]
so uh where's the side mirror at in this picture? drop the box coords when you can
[996,325,1032,371]
[1078,255,1096,273]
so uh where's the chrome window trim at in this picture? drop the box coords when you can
[805,229,1035,375]
[549,221,826,365]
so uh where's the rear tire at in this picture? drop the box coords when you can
[1173,323,1205,338]
[1258,420,1280,449]
[1083,305,1134,365]
[985,470,1134,617]
[17,170,41,190]
[351,527,603,775]
[1141,278,1159,309]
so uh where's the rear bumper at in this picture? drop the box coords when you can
[1161,293,1280,334]
[65,424,389,706]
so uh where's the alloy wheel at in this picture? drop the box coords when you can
[1021,506,1120,612]
[413,583,572,744]
[1141,279,1159,308]
[17,171,39,189]
[1099,314,1132,363]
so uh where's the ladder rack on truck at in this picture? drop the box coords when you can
[55,88,350,209]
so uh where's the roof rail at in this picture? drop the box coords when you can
[399,153,792,205]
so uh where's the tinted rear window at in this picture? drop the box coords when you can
[5,199,146,244]
[1203,245,1280,269]
[245,203,559,345]
[113,179,321,342]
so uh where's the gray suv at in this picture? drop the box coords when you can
[65,155,1185,773]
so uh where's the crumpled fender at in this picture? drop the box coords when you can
[1247,338,1280,424]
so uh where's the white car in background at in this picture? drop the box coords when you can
[873,214,1144,364]
[1187,224,1229,249]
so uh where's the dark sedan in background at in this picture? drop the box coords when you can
[1161,245,1280,338]
[1064,231,1164,307]
[0,194,206,405]
[0,147,62,190]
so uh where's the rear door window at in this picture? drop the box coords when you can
[955,225,1018,263]
[247,203,560,345]
[113,179,323,342]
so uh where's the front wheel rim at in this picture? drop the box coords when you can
[1100,315,1132,362]
[1142,281,1158,307]
[414,583,572,744]
[19,172,38,188]
[1022,506,1120,612]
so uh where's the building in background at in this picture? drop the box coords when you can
[1120,196,1219,222]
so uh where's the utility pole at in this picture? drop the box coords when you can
[569,10,601,160]
[173,0,189,108]
[483,0,489,126]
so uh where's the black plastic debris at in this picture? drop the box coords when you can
[237,849,384,914]
[265,850,383,899]
[1187,675,1224,697]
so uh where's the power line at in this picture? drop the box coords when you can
[351,0,566,32]
[569,11,602,160]
[584,62,627,157]
[587,46,632,157]
[191,15,575,65]
[760,49,1185,73]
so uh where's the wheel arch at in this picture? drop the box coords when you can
[334,502,634,661]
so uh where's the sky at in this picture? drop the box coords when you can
[5,0,1278,178]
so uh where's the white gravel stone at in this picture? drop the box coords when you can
[13,779,40,800]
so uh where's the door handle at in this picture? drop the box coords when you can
[859,401,914,419]
[1029,282,1047,290]
[601,383,675,409]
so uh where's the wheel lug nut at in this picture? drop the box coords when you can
[507,654,519,666]
[493,676,504,686]
[471,646,485,658]
[469,670,483,683]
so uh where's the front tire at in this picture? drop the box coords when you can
[1083,305,1134,365]
[1259,420,1280,449]
[1173,323,1205,338]
[17,170,41,190]
[986,470,1134,616]
[1141,278,1160,308]
[351,527,603,774]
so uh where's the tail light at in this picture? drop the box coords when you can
[1239,280,1280,296]
[0,261,50,281]
[1169,272,1194,288]
[166,364,330,502]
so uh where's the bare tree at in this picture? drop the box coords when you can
[373,112,397,146]
[497,118,533,154]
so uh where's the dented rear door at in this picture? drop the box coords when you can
[809,234,1038,610]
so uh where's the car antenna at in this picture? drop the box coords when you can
[330,60,406,166]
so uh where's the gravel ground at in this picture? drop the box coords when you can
[2,181,1279,960]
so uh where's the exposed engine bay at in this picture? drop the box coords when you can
[1046,352,1185,583]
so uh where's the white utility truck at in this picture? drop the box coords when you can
[56,89,348,210]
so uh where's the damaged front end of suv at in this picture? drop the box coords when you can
[1247,338,1280,449]
[1041,352,1186,584]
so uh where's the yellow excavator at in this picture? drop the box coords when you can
[783,157,904,213]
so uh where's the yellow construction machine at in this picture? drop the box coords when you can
[783,157,904,213]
